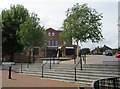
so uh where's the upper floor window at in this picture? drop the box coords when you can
[52,32,54,36]
[48,40,50,46]
[48,32,51,36]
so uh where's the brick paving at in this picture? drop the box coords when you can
[2,70,90,88]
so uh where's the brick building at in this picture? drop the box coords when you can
[46,28,64,47]
[45,28,64,57]
[31,28,77,62]
[3,28,77,63]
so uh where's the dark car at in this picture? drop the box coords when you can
[116,51,120,58]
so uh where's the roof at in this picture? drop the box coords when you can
[46,27,62,32]
[102,45,112,50]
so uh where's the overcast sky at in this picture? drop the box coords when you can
[0,0,119,50]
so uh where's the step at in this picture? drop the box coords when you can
[22,69,119,81]
[44,70,119,77]
[43,75,96,85]
[45,68,120,74]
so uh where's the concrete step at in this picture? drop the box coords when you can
[23,72,93,85]
[21,64,119,72]
[49,67,119,72]
[21,68,119,75]
[12,63,120,86]
[42,75,96,85]
[22,68,119,80]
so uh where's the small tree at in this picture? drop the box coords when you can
[80,48,90,55]
[19,13,45,63]
[61,3,103,60]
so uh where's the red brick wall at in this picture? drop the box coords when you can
[46,28,64,46]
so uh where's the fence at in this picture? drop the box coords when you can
[93,77,120,89]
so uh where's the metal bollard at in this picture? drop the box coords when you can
[8,66,12,79]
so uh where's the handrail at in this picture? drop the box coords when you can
[42,60,49,78]
[41,56,58,78]
[74,56,83,81]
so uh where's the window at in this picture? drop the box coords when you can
[56,40,58,46]
[52,32,54,36]
[48,41,50,46]
[52,40,54,46]
[48,32,51,36]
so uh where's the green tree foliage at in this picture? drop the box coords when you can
[61,3,103,44]
[80,48,90,55]
[0,14,2,25]
[112,48,118,54]
[118,47,120,51]
[19,13,45,48]
[19,13,45,63]
[2,4,29,61]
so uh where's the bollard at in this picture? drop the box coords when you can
[8,66,12,79]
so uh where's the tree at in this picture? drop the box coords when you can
[0,14,2,25]
[80,48,90,55]
[19,13,45,63]
[118,47,120,51]
[61,3,103,60]
[2,4,29,61]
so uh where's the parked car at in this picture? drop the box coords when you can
[105,49,113,56]
[116,51,120,58]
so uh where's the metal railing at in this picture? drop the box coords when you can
[74,56,83,81]
[42,59,49,78]
[41,56,60,78]
[93,77,120,89]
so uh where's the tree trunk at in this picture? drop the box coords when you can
[10,52,14,62]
